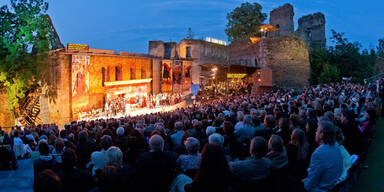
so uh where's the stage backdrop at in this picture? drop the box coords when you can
[172,61,182,94]
[161,60,172,93]
[71,55,90,118]
[182,61,191,95]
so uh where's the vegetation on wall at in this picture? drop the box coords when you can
[0,0,50,111]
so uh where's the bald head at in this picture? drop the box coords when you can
[149,135,164,152]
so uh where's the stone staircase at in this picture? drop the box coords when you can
[18,94,41,127]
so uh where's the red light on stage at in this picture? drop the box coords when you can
[258,78,261,82]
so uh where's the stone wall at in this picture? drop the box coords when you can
[229,39,260,67]
[269,4,294,37]
[148,41,165,58]
[296,13,326,49]
[263,35,310,88]
[0,92,14,128]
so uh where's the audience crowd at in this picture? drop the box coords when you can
[0,80,382,192]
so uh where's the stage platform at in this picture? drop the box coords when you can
[78,101,187,121]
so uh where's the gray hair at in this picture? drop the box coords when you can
[208,133,224,147]
[206,126,216,136]
[318,121,337,145]
[116,127,124,136]
[149,135,164,152]
[106,146,123,167]
[184,137,200,154]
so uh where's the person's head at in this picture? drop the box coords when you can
[237,111,244,122]
[35,169,61,192]
[106,146,123,167]
[264,115,275,128]
[149,134,164,152]
[365,106,377,123]
[184,137,200,155]
[100,135,113,150]
[208,133,224,147]
[341,109,353,123]
[291,128,306,146]
[243,114,253,126]
[78,130,88,143]
[250,136,268,158]
[55,138,64,153]
[316,121,337,145]
[205,126,216,137]
[39,141,50,156]
[223,121,234,135]
[174,121,184,131]
[116,127,124,136]
[291,128,309,161]
[195,144,229,182]
[62,148,77,170]
[268,134,284,152]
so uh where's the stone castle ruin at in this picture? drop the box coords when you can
[268,4,326,49]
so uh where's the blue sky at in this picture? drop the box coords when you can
[2,0,383,53]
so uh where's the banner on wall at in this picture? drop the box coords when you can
[182,61,191,94]
[161,60,172,93]
[72,55,90,97]
[172,61,182,94]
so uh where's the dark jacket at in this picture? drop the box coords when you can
[133,151,177,192]
[58,168,94,192]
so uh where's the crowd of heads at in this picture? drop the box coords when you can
[0,79,382,192]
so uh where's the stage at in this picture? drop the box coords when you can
[78,101,187,121]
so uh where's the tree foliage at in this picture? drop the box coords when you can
[378,38,384,57]
[186,27,194,39]
[225,2,267,42]
[309,30,376,84]
[0,0,50,110]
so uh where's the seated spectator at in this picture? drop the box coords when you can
[90,135,112,176]
[34,141,58,188]
[105,146,133,189]
[34,169,61,192]
[170,121,184,148]
[230,136,271,181]
[134,135,177,192]
[185,144,231,192]
[77,130,95,170]
[303,121,343,192]
[234,114,255,143]
[52,138,64,164]
[58,148,94,192]
[114,127,128,152]
[266,134,288,170]
[13,131,27,159]
[177,137,201,173]
[286,128,309,179]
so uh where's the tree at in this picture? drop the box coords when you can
[186,27,194,39]
[319,63,340,83]
[327,30,374,82]
[378,38,384,57]
[0,0,50,111]
[225,2,267,42]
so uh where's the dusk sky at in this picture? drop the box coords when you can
[2,0,384,53]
